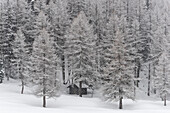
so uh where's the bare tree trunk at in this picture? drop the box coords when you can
[43,95,46,107]
[0,78,2,83]
[153,63,156,94]
[136,62,141,87]
[21,80,24,94]
[119,88,123,109]
[20,65,24,94]
[5,61,10,81]
[164,95,166,106]
[79,81,82,97]
[43,77,46,107]
[119,97,123,109]
[62,55,66,84]
[147,63,151,96]
[163,63,166,106]
[43,51,46,107]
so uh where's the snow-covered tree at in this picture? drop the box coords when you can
[0,3,4,69]
[13,28,29,94]
[1,0,16,80]
[65,11,97,97]
[0,59,4,83]
[102,28,135,109]
[155,52,170,106]
[67,0,87,21]
[154,5,170,105]
[100,13,117,82]
[30,10,60,107]
[46,0,69,84]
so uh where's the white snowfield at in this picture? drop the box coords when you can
[0,80,170,113]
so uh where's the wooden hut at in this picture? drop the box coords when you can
[67,84,79,95]
[67,84,88,95]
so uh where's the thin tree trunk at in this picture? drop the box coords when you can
[163,62,166,106]
[5,62,10,81]
[147,63,151,96]
[136,62,141,87]
[119,97,123,109]
[153,64,156,94]
[21,80,24,94]
[43,51,46,107]
[43,95,46,107]
[164,95,166,106]
[0,79,2,83]
[20,65,24,94]
[62,55,66,84]
[79,81,82,97]
[43,77,46,107]
[119,88,123,109]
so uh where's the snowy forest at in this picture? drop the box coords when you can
[0,0,170,110]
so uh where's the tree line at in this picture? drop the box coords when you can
[0,0,170,109]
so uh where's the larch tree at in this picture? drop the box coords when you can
[101,13,117,81]
[13,28,29,94]
[0,4,4,82]
[65,11,97,97]
[29,10,60,107]
[46,0,69,84]
[1,0,16,80]
[102,26,135,109]
[154,5,170,106]
[155,52,170,106]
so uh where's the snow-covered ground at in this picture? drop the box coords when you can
[0,80,170,113]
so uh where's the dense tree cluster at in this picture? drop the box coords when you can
[0,0,170,109]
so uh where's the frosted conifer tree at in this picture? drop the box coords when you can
[67,0,86,21]
[46,0,69,84]
[13,28,29,94]
[154,16,170,105]
[100,13,117,82]
[30,10,60,107]
[155,52,170,106]
[65,11,97,97]
[1,0,16,80]
[102,29,135,109]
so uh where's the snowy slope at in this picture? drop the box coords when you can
[0,80,170,113]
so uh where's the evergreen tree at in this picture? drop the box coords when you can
[102,28,135,109]
[65,11,97,97]
[67,0,87,21]
[0,59,3,83]
[22,1,38,55]
[1,0,16,80]
[29,10,60,107]
[155,52,170,106]
[46,0,69,84]
[13,28,29,94]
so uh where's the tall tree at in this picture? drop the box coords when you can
[1,0,16,80]
[46,0,69,84]
[65,11,97,97]
[13,28,29,94]
[30,10,60,107]
[155,52,170,106]
[102,13,135,108]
